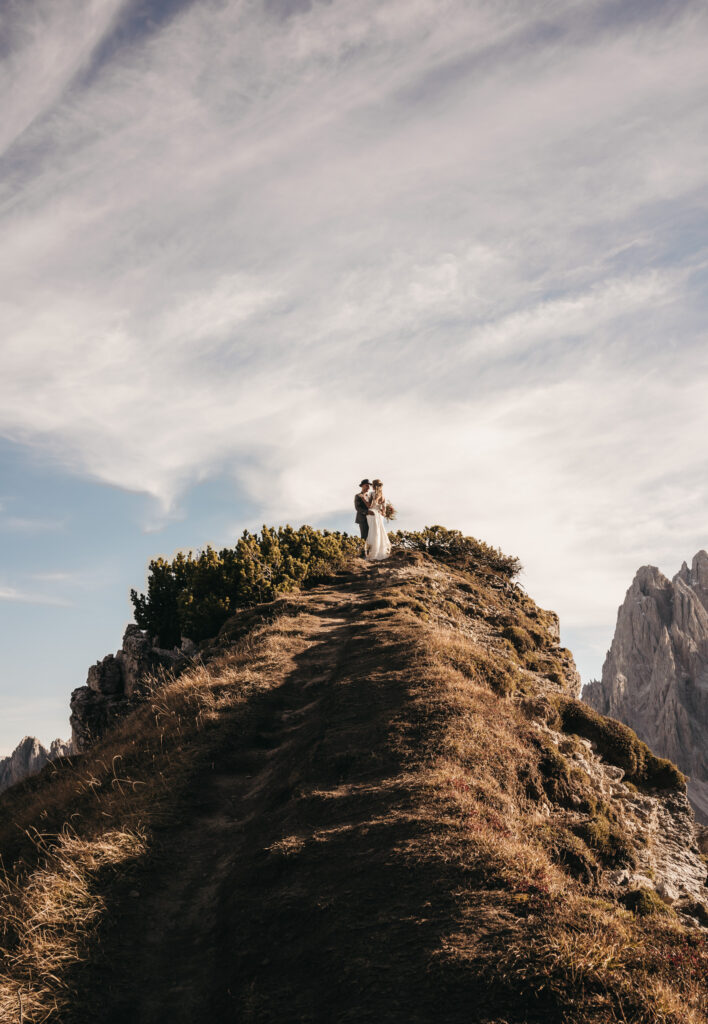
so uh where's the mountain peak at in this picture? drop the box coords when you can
[0,735,70,795]
[633,563,666,585]
[586,549,708,822]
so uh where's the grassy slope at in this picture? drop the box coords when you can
[0,549,706,1023]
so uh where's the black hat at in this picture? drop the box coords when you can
[359,479,371,487]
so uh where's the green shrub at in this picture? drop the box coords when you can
[552,697,686,792]
[390,526,522,579]
[131,526,361,646]
[131,523,523,648]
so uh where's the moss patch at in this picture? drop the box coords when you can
[576,813,637,868]
[551,697,686,792]
[502,625,535,654]
[621,888,674,918]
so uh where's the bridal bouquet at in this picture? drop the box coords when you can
[383,501,397,521]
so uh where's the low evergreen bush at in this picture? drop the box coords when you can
[390,526,522,579]
[130,526,361,646]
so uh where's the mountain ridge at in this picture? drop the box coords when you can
[1,532,707,1023]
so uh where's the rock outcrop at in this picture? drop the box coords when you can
[70,625,195,751]
[0,735,71,794]
[533,716,707,913]
[583,550,708,823]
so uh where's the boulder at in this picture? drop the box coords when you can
[69,686,120,752]
[87,653,123,695]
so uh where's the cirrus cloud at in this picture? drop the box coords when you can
[2,0,708,679]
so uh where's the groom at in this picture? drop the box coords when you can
[355,479,372,540]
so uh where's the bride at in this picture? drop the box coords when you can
[365,479,392,561]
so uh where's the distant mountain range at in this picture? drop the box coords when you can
[583,550,708,822]
[0,735,71,794]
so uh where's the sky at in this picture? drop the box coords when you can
[1,0,708,754]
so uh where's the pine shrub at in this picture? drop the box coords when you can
[130,526,361,646]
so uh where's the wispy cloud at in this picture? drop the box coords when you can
[0,515,64,532]
[28,571,78,583]
[0,495,64,531]
[2,0,708,660]
[0,584,70,607]
[0,0,127,156]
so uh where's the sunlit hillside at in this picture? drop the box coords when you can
[1,529,706,1024]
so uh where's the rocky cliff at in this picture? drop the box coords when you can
[583,550,708,823]
[0,735,71,794]
[69,624,196,751]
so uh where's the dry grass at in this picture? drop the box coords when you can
[0,611,311,1022]
[0,827,147,1023]
[477,898,708,1024]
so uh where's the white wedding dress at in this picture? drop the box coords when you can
[365,500,392,561]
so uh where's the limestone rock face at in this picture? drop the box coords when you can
[69,686,128,753]
[87,654,123,695]
[0,735,71,794]
[70,625,193,751]
[583,551,708,823]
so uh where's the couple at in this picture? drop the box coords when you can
[354,479,392,561]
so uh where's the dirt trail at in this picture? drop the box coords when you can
[89,558,449,1023]
[133,580,360,1022]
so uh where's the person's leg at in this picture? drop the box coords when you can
[359,519,369,557]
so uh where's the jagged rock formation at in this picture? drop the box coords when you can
[70,624,196,750]
[0,735,71,794]
[583,550,708,823]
